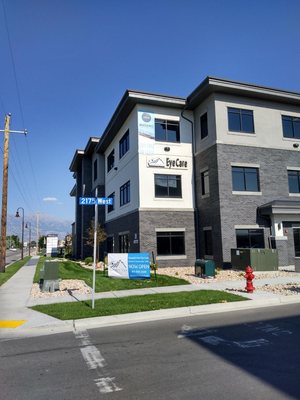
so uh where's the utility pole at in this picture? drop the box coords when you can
[0,114,27,273]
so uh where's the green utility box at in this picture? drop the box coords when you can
[39,261,60,292]
[231,248,278,271]
[195,259,216,277]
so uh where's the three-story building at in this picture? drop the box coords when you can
[70,77,300,267]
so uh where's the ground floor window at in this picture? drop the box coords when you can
[156,231,185,256]
[106,236,114,253]
[204,228,213,256]
[119,233,129,253]
[236,229,265,248]
[294,229,300,257]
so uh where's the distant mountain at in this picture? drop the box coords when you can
[7,213,72,240]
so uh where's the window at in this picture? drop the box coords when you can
[107,192,115,213]
[107,150,114,172]
[288,170,300,193]
[236,229,265,248]
[156,231,185,256]
[120,181,130,206]
[204,229,213,256]
[201,169,210,196]
[119,130,129,159]
[200,113,208,139]
[155,174,182,198]
[232,166,260,192]
[282,115,300,139]
[106,236,114,253]
[93,159,98,181]
[155,119,180,142]
[119,233,129,253]
[228,107,254,133]
[294,229,300,257]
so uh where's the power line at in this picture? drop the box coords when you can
[1,0,26,130]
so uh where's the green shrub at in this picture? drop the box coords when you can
[84,256,93,265]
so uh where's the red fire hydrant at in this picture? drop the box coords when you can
[245,265,255,293]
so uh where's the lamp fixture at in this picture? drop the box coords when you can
[164,147,170,152]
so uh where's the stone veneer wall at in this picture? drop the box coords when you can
[139,210,196,267]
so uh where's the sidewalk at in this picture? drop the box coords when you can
[1,257,300,341]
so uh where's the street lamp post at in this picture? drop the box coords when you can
[25,222,31,257]
[15,207,24,259]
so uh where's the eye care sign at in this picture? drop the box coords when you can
[108,253,150,279]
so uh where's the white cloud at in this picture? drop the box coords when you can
[43,197,58,202]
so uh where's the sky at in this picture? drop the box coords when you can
[0,0,300,228]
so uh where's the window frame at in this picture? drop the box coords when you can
[201,169,210,196]
[107,149,115,173]
[236,228,265,249]
[228,107,255,134]
[119,233,129,253]
[120,180,130,207]
[288,169,300,193]
[155,119,180,143]
[200,112,208,139]
[282,115,300,140]
[232,166,260,192]
[107,192,115,213]
[154,174,182,198]
[119,130,130,159]
[93,159,98,181]
[156,231,185,256]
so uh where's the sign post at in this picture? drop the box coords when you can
[79,194,113,309]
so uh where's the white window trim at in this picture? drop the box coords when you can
[231,162,260,168]
[155,227,186,232]
[235,225,260,229]
[203,226,212,231]
[287,166,300,171]
[156,255,187,260]
[155,113,180,121]
[232,191,262,196]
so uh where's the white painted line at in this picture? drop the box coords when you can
[74,328,122,394]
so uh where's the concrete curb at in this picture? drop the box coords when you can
[3,294,300,342]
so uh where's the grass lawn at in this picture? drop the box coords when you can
[34,258,189,292]
[31,290,248,320]
[0,256,31,287]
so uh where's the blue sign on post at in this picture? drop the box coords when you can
[79,197,113,206]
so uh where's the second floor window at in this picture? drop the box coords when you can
[155,174,182,198]
[200,112,208,139]
[201,169,210,196]
[288,170,300,193]
[228,107,254,133]
[107,192,115,213]
[119,130,129,159]
[155,119,180,142]
[232,166,260,192]
[107,150,114,172]
[120,180,130,206]
[93,159,97,181]
[282,115,300,139]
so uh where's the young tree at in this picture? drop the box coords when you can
[86,220,107,261]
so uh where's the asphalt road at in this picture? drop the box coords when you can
[1,304,300,399]
[5,249,29,265]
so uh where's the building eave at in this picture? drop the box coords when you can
[69,149,84,172]
[187,76,300,109]
[95,90,186,153]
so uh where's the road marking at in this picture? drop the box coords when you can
[178,325,270,348]
[245,322,293,337]
[74,328,122,394]
[0,320,26,328]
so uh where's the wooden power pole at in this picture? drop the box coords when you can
[0,114,27,273]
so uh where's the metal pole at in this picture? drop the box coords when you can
[92,187,98,309]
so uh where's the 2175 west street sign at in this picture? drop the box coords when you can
[79,197,113,205]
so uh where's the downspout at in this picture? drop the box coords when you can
[181,107,200,259]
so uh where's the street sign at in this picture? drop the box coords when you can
[79,197,113,206]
